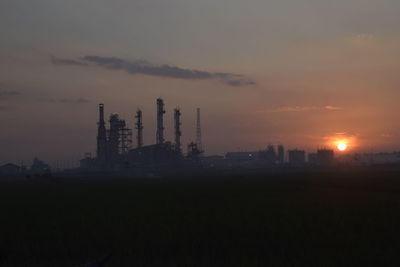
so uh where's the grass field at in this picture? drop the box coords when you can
[1,170,400,266]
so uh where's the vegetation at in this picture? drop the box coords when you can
[1,170,400,266]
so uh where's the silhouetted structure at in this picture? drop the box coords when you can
[174,108,182,153]
[226,152,257,161]
[127,142,180,167]
[30,157,51,176]
[108,114,132,158]
[156,98,165,144]
[308,153,317,165]
[316,149,334,166]
[135,109,143,148]
[277,145,285,163]
[187,142,202,160]
[288,149,306,166]
[0,163,24,176]
[96,104,107,162]
[83,99,189,173]
[259,145,276,163]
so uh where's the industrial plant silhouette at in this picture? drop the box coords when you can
[79,98,203,175]
[3,98,400,178]
[66,97,400,178]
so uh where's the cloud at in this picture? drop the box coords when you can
[76,97,90,103]
[267,106,319,113]
[51,55,255,86]
[0,90,20,97]
[51,56,88,66]
[381,133,393,138]
[355,33,374,41]
[324,105,342,111]
[263,105,343,113]
[47,97,90,104]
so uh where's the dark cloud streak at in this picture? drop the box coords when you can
[0,90,20,97]
[51,55,255,86]
[51,56,88,66]
[47,97,91,104]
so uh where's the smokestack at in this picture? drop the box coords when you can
[156,98,165,144]
[174,108,182,153]
[196,108,203,152]
[96,103,107,161]
[99,103,105,124]
[108,114,121,160]
[135,109,143,148]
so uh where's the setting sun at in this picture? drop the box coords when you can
[337,143,347,151]
[327,135,356,152]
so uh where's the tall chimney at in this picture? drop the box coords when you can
[96,103,107,161]
[174,108,182,153]
[135,109,143,148]
[156,98,165,144]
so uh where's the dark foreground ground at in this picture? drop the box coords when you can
[2,170,400,266]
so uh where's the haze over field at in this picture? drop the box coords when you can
[1,0,400,162]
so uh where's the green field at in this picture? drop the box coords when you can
[1,170,400,266]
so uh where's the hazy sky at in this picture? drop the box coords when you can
[1,0,400,164]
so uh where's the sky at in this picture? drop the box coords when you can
[1,0,400,164]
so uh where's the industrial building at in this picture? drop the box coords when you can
[80,99,203,173]
[316,149,335,166]
[288,149,306,166]
[224,145,285,167]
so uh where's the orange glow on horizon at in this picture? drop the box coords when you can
[337,142,347,151]
[326,134,357,152]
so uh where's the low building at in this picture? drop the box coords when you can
[308,153,317,165]
[316,149,334,166]
[225,152,258,161]
[0,163,23,176]
[259,145,277,163]
[288,149,306,166]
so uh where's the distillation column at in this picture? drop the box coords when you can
[174,108,182,153]
[135,109,143,148]
[156,98,165,144]
[96,103,107,161]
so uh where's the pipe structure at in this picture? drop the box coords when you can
[156,98,165,144]
[135,109,143,148]
[174,108,182,153]
[96,104,107,161]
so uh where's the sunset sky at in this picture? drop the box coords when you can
[1,0,400,163]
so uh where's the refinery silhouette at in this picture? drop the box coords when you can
[2,98,400,178]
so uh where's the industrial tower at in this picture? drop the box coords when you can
[174,108,182,153]
[278,145,285,163]
[156,98,165,144]
[96,104,107,161]
[135,109,143,148]
[196,108,203,152]
[108,114,132,159]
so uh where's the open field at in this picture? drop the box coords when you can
[1,170,400,266]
